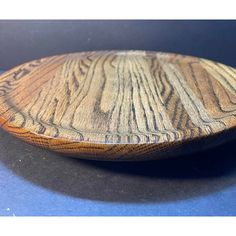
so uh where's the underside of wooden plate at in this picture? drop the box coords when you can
[0,51,236,161]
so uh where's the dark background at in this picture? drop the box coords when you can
[0,20,236,70]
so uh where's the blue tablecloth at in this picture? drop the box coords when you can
[0,69,235,216]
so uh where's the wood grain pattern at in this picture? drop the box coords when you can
[0,51,236,161]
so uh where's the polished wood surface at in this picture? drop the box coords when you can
[0,51,236,160]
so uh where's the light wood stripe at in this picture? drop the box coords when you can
[158,57,226,134]
[201,59,236,94]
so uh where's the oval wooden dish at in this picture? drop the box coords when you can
[0,51,236,161]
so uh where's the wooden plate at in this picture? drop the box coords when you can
[0,51,236,161]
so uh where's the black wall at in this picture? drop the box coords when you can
[0,20,236,70]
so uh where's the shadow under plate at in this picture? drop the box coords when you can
[0,129,236,203]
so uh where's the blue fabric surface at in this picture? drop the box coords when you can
[0,67,236,216]
[0,163,235,216]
